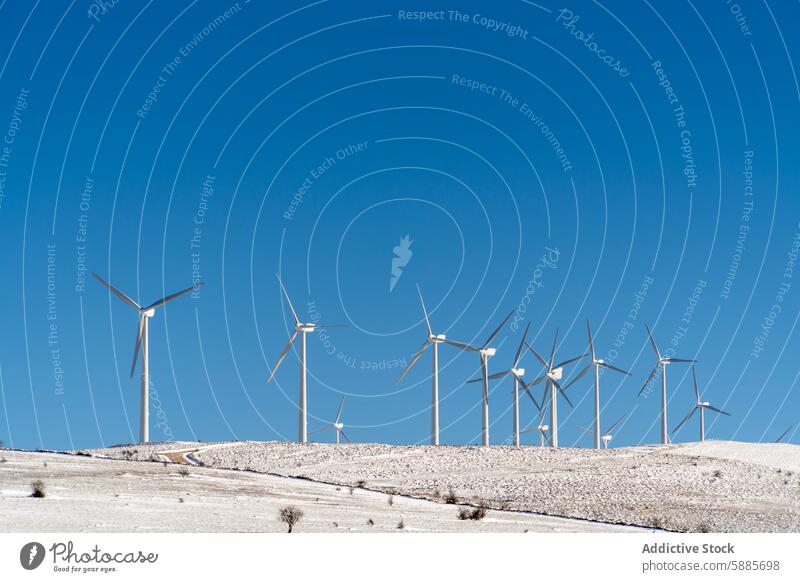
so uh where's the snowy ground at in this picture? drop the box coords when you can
[0,449,638,533]
[88,439,800,533]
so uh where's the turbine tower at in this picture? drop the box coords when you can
[565,321,631,449]
[638,324,695,445]
[521,405,549,447]
[466,322,533,447]
[448,311,514,446]
[577,413,627,449]
[526,330,584,448]
[93,272,199,443]
[396,284,448,445]
[672,368,730,442]
[268,274,348,443]
[309,396,349,444]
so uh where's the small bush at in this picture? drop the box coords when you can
[31,480,46,498]
[697,523,711,533]
[367,518,374,526]
[178,497,185,503]
[356,480,367,488]
[387,494,394,506]
[648,516,665,529]
[279,506,304,533]
[457,505,488,521]
[713,469,723,479]
[444,487,458,504]
[397,519,405,530]
[0,457,6,464]
[177,467,190,477]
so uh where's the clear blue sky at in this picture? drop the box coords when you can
[0,0,798,450]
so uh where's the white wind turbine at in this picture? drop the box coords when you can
[396,284,449,445]
[577,413,627,449]
[672,368,730,442]
[521,405,550,448]
[268,274,348,443]
[93,272,200,443]
[638,324,695,445]
[447,311,514,446]
[564,321,631,449]
[467,321,533,447]
[309,396,349,444]
[526,330,585,449]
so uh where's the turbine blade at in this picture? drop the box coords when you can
[130,315,144,378]
[554,381,573,408]
[600,362,632,376]
[335,396,346,424]
[340,430,351,443]
[144,283,200,311]
[417,284,433,336]
[555,353,586,369]
[672,406,697,434]
[525,342,548,367]
[587,320,596,361]
[445,339,479,352]
[268,330,298,381]
[705,404,730,416]
[563,364,592,390]
[92,272,141,309]
[526,375,546,388]
[276,274,300,325]
[315,324,351,328]
[470,370,509,383]
[522,385,541,411]
[637,363,661,397]
[576,424,592,435]
[644,323,661,359]
[775,426,793,443]
[514,321,532,367]
[483,310,514,348]
[549,328,559,367]
[395,340,431,383]
[308,425,333,435]
[692,367,701,403]
[669,358,696,363]
[606,413,627,433]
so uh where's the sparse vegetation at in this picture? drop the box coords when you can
[696,523,711,533]
[356,479,367,488]
[647,516,665,529]
[713,469,723,479]
[397,519,405,530]
[0,457,6,464]
[367,518,374,526]
[457,505,488,521]
[31,480,46,498]
[444,487,458,504]
[387,494,394,506]
[178,467,190,477]
[279,506,304,533]
[178,497,185,503]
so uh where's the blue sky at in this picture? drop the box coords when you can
[0,0,798,450]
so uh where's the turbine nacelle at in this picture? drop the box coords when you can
[602,434,614,442]
[297,323,316,332]
[429,333,447,343]
[538,424,549,431]
[510,367,525,378]
[480,347,497,358]
[141,308,156,318]
[548,367,563,381]
[595,358,605,365]
[699,401,710,408]
[333,422,344,431]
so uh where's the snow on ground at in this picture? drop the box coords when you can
[672,441,800,473]
[0,450,638,533]
[157,440,800,533]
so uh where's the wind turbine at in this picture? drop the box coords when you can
[92,272,199,443]
[268,274,348,443]
[521,405,549,447]
[526,330,585,448]
[447,310,514,446]
[672,368,730,442]
[577,413,627,449]
[309,396,349,444]
[396,284,448,445]
[775,426,793,444]
[564,321,631,449]
[466,322,533,447]
[638,324,695,445]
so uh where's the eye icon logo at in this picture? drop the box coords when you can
[20,542,45,570]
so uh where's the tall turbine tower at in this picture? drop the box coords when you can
[268,274,348,443]
[526,330,584,448]
[672,368,730,442]
[565,321,631,449]
[396,284,448,445]
[448,311,514,446]
[467,321,533,447]
[638,324,695,445]
[93,273,200,443]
